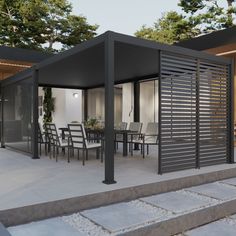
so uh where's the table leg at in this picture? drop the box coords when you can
[123,132,128,156]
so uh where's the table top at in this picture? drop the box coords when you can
[59,127,137,134]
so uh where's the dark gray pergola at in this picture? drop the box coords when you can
[0,31,234,184]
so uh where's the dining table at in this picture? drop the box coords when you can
[59,127,136,157]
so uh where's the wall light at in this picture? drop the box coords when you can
[73,93,79,98]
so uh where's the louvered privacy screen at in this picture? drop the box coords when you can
[159,52,230,174]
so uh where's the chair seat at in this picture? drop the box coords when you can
[87,142,102,149]
[132,136,158,144]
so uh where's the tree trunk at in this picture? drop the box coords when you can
[227,0,234,7]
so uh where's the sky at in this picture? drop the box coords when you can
[69,0,181,36]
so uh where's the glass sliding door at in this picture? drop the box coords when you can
[2,77,34,153]
[87,87,122,125]
[139,80,159,131]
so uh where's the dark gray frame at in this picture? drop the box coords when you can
[0,31,233,184]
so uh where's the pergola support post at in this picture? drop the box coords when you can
[32,68,39,159]
[1,87,5,148]
[228,59,234,163]
[103,32,116,184]
[83,89,88,122]
[158,50,162,175]
[133,81,140,150]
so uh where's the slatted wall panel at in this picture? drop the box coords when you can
[160,53,197,173]
[199,61,229,166]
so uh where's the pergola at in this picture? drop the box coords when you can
[0,31,234,184]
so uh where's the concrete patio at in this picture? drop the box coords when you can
[1,147,236,227]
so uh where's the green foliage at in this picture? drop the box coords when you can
[135,0,236,44]
[42,87,54,129]
[178,0,236,33]
[84,117,99,129]
[0,0,98,52]
[135,11,200,44]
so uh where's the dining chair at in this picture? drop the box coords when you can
[115,122,142,152]
[47,123,70,162]
[68,123,103,165]
[130,122,158,158]
[38,123,48,156]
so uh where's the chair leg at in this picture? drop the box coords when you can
[101,147,103,163]
[147,145,149,155]
[96,148,99,160]
[131,143,133,156]
[142,144,145,159]
[45,143,47,156]
[56,147,58,162]
[39,143,42,156]
[67,147,70,163]
[82,149,85,166]
[86,149,88,160]
[77,149,80,160]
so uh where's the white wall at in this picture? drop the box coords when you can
[38,88,82,130]
[65,89,82,123]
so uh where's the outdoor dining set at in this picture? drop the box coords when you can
[38,121,159,165]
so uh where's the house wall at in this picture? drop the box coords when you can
[38,88,82,130]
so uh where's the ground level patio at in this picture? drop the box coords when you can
[1,146,236,226]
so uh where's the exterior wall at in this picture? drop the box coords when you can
[38,88,82,130]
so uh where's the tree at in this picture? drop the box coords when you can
[0,0,98,52]
[179,0,236,33]
[135,11,200,44]
[135,0,236,44]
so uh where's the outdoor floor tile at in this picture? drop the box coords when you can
[186,182,236,200]
[229,214,236,220]
[8,218,84,236]
[81,202,162,233]
[141,191,211,214]
[185,220,236,236]
[220,177,236,187]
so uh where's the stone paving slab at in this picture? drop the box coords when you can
[229,214,236,220]
[186,182,236,200]
[185,220,236,236]
[221,177,236,186]
[141,191,211,214]
[8,218,84,236]
[81,202,163,233]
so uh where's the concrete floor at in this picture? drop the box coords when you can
[0,147,236,211]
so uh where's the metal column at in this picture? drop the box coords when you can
[103,33,116,184]
[32,68,39,159]
[229,59,234,163]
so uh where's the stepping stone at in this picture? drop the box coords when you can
[185,220,236,236]
[221,177,236,187]
[8,218,84,236]
[81,202,163,233]
[141,191,211,214]
[187,182,236,200]
[229,214,236,220]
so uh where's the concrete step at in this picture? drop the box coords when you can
[8,177,236,236]
[183,214,236,236]
[2,165,236,227]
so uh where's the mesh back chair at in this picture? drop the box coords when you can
[48,123,70,162]
[68,123,103,165]
[38,123,47,156]
[115,122,142,152]
[117,122,128,130]
[45,123,54,158]
[131,122,158,158]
